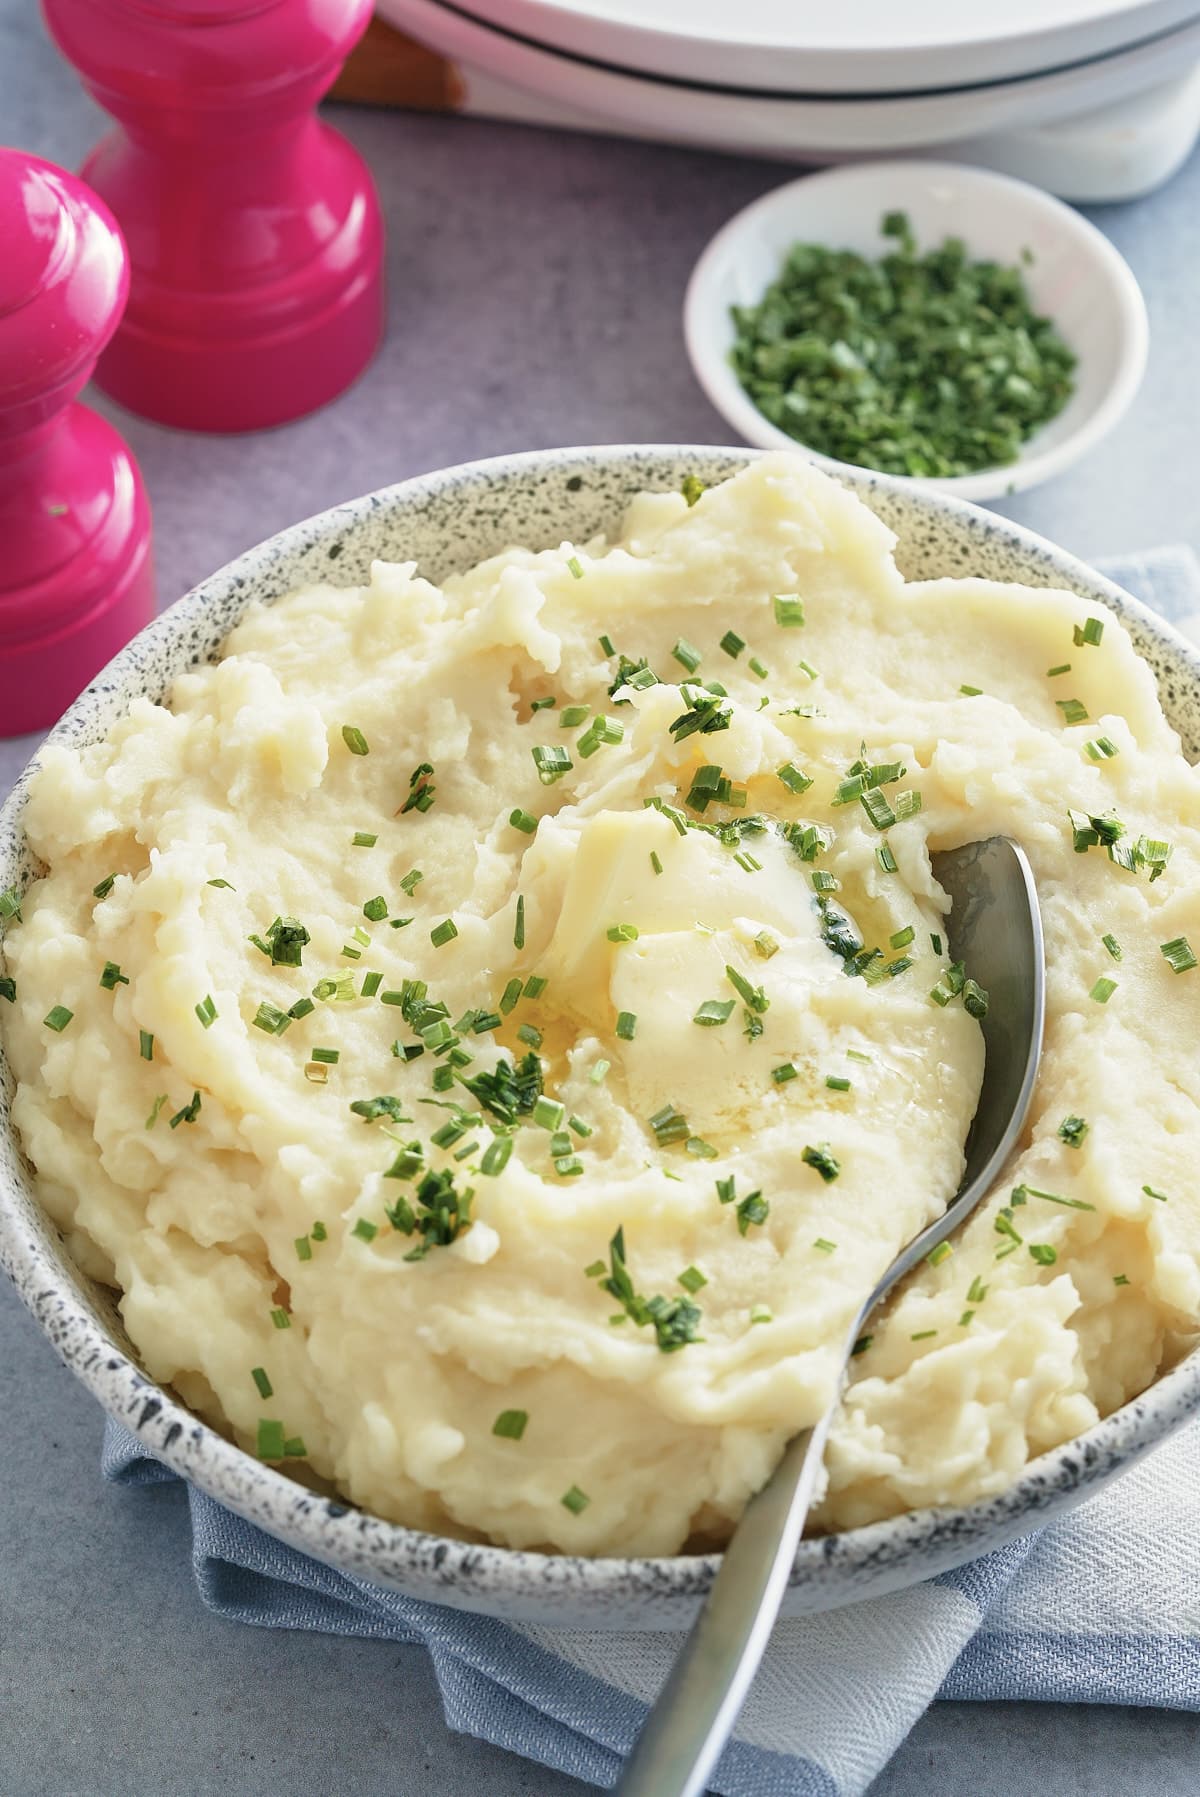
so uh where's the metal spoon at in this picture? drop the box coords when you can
[616,836,1045,1797]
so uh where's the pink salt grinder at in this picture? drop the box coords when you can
[41,0,385,434]
[0,149,154,739]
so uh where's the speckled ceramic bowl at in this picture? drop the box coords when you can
[3,445,1199,1631]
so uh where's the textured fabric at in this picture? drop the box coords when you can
[102,546,1200,1794]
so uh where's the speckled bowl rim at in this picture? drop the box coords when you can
[3,443,1200,1625]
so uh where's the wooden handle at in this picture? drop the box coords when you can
[332,15,464,110]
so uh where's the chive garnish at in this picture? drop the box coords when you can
[1113,1274,1130,1287]
[1074,617,1104,646]
[750,1304,773,1325]
[1048,663,1071,677]
[1011,1183,1095,1211]
[560,704,589,727]
[169,1092,201,1128]
[1161,936,1197,974]
[672,637,702,674]
[772,595,805,627]
[1085,736,1119,761]
[814,1238,836,1254]
[195,994,217,1028]
[510,808,537,834]
[693,999,735,1027]
[352,1218,378,1242]
[927,1241,953,1267]
[677,1266,707,1295]
[530,695,556,713]
[615,1012,637,1040]
[720,631,745,658]
[532,745,572,785]
[1058,1115,1089,1149]
[598,1225,703,1350]
[0,977,14,1004]
[257,1420,286,1460]
[352,831,378,847]
[341,725,369,755]
[493,1409,528,1439]
[1029,1244,1057,1265]
[566,555,584,579]
[959,684,983,697]
[139,1029,155,1061]
[851,1335,873,1357]
[877,842,898,874]
[1055,697,1089,725]
[776,762,813,794]
[607,922,638,943]
[561,1486,590,1515]
[362,895,387,923]
[1101,933,1122,961]
[650,851,664,875]
[251,1367,272,1399]
[748,656,769,680]
[514,895,526,950]
[100,961,129,989]
[825,1075,851,1092]
[802,1143,840,1183]
[772,1062,797,1085]
[92,874,116,900]
[1090,977,1117,1004]
[1143,1184,1169,1203]
[295,1235,313,1262]
[889,925,915,950]
[270,1307,290,1329]
[144,1094,167,1129]
[44,1006,73,1032]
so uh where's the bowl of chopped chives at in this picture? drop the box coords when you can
[684,160,1148,502]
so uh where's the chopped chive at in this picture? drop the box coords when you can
[566,555,584,580]
[813,1238,836,1254]
[532,744,572,785]
[911,1329,938,1342]
[1161,936,1197,973]
[671,637,702,674]
[493,1409,528,1439]
[649,1102,690,1147]
[481,1137,514,1179]
[251,1367,273,1399]
[847,1048,872,1063]
[798,659,819,680]
[877,841,898,874]
[693,998,736,1027]
[431,918,458,949]
[1048,663,1071,677]
[802,1143,840,1182]
[516,1022,542,1049]
[99,961,129,990]
[966,1275,989,1304]
[650,850,664,876]
[599,632,617,656]
[927,1241,953,1267]
[270,1307,291,1330]
[1011,1183,1096,1212]
[352,1218,378,1242]
[958,1311,975,1328]
[530,695,556,713]
[772,595,805,627]
[720,631,745,658]
[362,895,388,923]
[144,1094,167,1129]
[532,1096,566,1132]
[1143,1183,1169,1203]
[1029,1243,1057,1266]
[1055,698,1089,725]
[748,656,769,680]
[168,1092,201,1128]
[341,725,369,755]
[257,1420,286,1460]
[1101,933,1122,962]
[283,1437,307,1459]
[825,1074,851,1092]
[139,1029,155,1061]
[959,684,983,697]
[753,931,779,962]
[560,704,589,727]
[1058,1115,1089,1149]
[514,894,526,950]
[352,831,378,847]
[1074,617,1104,647]
[607,922,638,943]
[678,1266,707,1295]
[750,1304,773,1325]
[561,1485,590,1515]
[1090,977,1117,1004]
[1085,736,1119,761]
[44,1006,74,1032]
[310,1047,339,1065]
[252,1001,290,1036]
[195,994,218,1029]
[860,787,896,831]
[360,970,383,998]
[811,869,838,893]
[776,761,813,794]
[889,925,915,951]
[851,1335,873,1357]
[295,1235,313,1262]
[1113,1273,1130,1287]
[590,1058,611,1083]
[510,808,537,835]
[92,874,116,900]
[772,1062,797,1085]
[616,1009,640,1042]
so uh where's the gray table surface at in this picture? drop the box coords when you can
[3,6,1200,1793]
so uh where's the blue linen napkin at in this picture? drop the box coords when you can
[102,545,1200,1797]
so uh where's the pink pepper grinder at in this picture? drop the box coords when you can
[41,0,385,434]
[0,148,154,739]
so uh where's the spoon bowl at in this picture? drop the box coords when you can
[617,836,1045,1797]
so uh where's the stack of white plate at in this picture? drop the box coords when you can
[378,0,1200,198]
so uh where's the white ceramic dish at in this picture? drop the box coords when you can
[684,162,1148,502]
[469,0,1200,95]
[379,0,1200,155]
[3,445,1199,1631]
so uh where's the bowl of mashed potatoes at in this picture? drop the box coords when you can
[2,446,1199,1629]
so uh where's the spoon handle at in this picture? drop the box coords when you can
[615,1418,830,1797]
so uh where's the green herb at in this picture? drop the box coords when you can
[720,630,745,658]
[295,1234,313,1262]
[561,1485,591,1515]
[851,1335,873,1357]
[1058,1115,1089,1149]
[517,1022,541,1049]
[144,1094,167,1129]
[252,915,310,968]
[672,637,702,675]
[257,1419,286,1460]
[341,725,369,756]
[1055,697,1089,726]
[802,1143,840,1182]
[1074,617,1104,646]
[1161,936,1197,974]
[492,1409,528,1440]
[352,831,378,847]
[207,878,236,890]
[559,704,589,728]
[825,1074,851,1092]
[99,961,129,990]
[927,1241,953,1267]
[139,1030,155,1061]
[798,659,820,680]
[736,1190,769,1234]
[270,1306,291,1330]
[1143,1183,1169,1203]
[754,931,779,960]
[44,1005,73,1032]
[750,1304,773,1325]
[1029,1243,1058,1266]
[889,925,915,951]
[599,1225,703,1351]
[566,555,584,580]
[195,994,217,1029]
[1113,1274,1130,1287]
[772,1062,798,1085]
[1011,1183,1096,1212]
[772,595,805,628]
[615,1011,637,1041]
[693,998,736,1028]
[1085,736,1119,761]
[668,687,732,744]
[606,922,639,944]
[169,1091,201,1129]
[430,918,458,949]
[1101,933,1122,961]
[776,761,813,795]
[966,1275,989,1304]
[648,1103,690,1147]
[532,745,572,786]
[725,964,769,1015]
[650,850,664,877]
[530,695,556,713]
[1090,977,1117,1004]
[729,215,1076,479]
[481,1136,513,1176]
[911,1330,938,1342]
[960,684,983,697]
[814,1237,836,1254]
[681,474,706,507]
[1048,663,1071,677]
[514,895,526,951]
[91,875,116,901]
[748,656,769,680]
[877,841,898,874]
[251,1367,273,1399]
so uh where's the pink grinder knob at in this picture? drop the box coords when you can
[41,0,386,434]
[0,148,154,739]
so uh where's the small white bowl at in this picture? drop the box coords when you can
[684,160,1149,502]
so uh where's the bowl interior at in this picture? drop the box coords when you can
[2,444,1198,1629]
[684,162,1148,500]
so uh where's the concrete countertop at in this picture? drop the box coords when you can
[3,3,1200,1790]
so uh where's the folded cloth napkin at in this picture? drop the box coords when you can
[103,545,1200,1797]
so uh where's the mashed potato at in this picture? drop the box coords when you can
[4,454,1200,1555]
